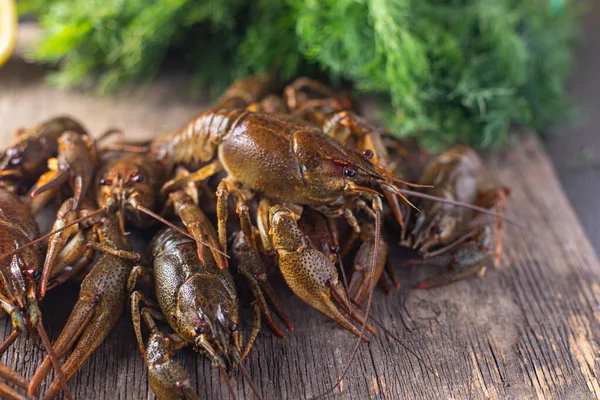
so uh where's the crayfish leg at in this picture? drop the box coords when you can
[257,278,294,333]
[232,230,292,338]
[242,302,261,360]
[347,221,389,304]
[284,77,338,110]
[0,379,26,400]
[161,159,223,195]
[477,187,509,267]
[28,294,97,398]
[0,327,19,355]
[169,189,227,269]
[0,364,27,392]
[216,180,230,254]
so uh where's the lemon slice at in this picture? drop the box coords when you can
[0,0,18,67]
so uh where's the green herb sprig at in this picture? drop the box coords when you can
[20,0,580,149]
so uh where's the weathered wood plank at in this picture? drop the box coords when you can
[0,27,599,399]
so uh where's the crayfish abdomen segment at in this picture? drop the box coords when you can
[151,108,244,167]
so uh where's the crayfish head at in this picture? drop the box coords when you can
[294,130,396,203]
[56,130,81,148]
[177,278,241,370]
[96,161,155,227]
[0,143,30,180]
[414,211,459,253]
[1,117,87,182]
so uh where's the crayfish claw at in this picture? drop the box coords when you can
[29,132,97,211]
[270,206,374,339]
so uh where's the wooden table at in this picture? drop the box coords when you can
[1,26,599,400]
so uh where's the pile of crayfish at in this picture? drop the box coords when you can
[0,74,509,400]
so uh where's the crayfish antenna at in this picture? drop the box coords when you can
[391,187,523,229]
[220,367,238,400]
[237,362,263,400]
[34,321,73,400]
[132,203,230,260]
[0,207,107,262]
[348,299,436,376]
[310,197,383,400]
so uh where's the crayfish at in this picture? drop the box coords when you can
[0,73,512,400]
[130,188,262,399]
[0,186,72,400]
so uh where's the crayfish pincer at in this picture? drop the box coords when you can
[28,211,140,400]
[0,187,72,400]
[269,205,375,339]
[130,321,198,400]
[29,130,98,211]
[0,116,87,186]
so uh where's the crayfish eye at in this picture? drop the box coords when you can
[23,268,39,280]
[99,178,113,186]
[10,157,22,166]
[23,268,40,280]
[194,325,206,335]
[229,323,238,332]
[131,173,144,183]
[362,149,374,160]
[330,245,341,254]
[343,166,357,178]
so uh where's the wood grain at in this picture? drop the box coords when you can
[0,27,599,399]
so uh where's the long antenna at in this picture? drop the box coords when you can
[335,239,434,374]
[133,204,230,259]
[220,367,238,400]
[391,186,523,228]
[311,200,382,399]
[349,299,435,375]
[238,362,263,400]
[0,207,106,262]
[35,320,73,400]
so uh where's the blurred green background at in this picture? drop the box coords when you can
[20,0,582,150]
